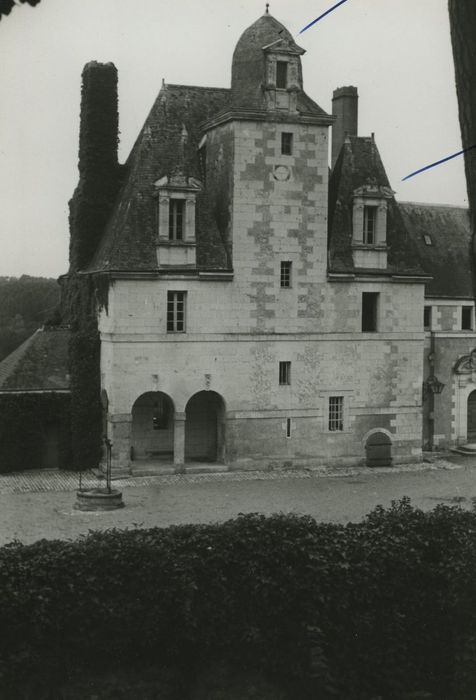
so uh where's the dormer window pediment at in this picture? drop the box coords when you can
[353,182,395,200]
[262,36,306,56]
[153,174,202,192]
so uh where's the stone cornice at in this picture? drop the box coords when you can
[201,108,335,131]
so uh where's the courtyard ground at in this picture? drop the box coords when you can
[1,453,476,546]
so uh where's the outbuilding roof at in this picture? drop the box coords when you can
[399,202,473,298]
[0,328,70,392]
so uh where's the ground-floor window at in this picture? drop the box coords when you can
[328,396,344,431]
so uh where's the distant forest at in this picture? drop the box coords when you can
[0,276,60,362]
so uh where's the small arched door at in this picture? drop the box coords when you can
[467,391,476,442]
[365,432,392,468]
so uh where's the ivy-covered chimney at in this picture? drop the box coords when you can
[69,61,120,271]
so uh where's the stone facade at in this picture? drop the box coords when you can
[0,13,470,475]
[97,55,429,471]
[54,12,470,474]
[422,298,476,448]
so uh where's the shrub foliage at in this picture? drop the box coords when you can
[1,501,476,698]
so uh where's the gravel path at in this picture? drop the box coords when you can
[1,457,475,546]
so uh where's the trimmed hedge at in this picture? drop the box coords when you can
[1,500,476,698]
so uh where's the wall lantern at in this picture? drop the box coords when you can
[425,376,445,395]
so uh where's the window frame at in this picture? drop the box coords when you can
[281,132,293,156]
[168,198,185,241]
[361,292,379,333]
[328,396,344,432]
[424,305,432,331]
[167,291,187,333]
[279,361,291,386]
[276,61,288,89]
[286,417,292,438]
[280,261,292,288]
[363,205,378,245]
[462,305,473,331]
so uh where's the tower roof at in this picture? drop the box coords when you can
[328,136,425,277]
[231,12,305,110]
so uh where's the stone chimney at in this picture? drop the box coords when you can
[331,86,358,169]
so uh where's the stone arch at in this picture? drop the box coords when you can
[362,427,394,445]
[468,390,476,442]
[452,374,476,445]
[185,391,226,463]
[364,429,393,468]
[131,391,175,462]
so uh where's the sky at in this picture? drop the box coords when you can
[0,0,467,278]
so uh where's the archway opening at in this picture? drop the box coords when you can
[365,431,392,468]
[467,390,476,442]
[131,392,174,462]
[185,391,225,463]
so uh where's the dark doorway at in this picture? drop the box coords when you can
[467,391,476,442]
[131,392,174,461]
[42,422,60,469]
[365,432,392,467]
[185,391,225,463]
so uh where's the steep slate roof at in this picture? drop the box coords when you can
[88,84,231,273]
[88,13,331,274]
[328,136,425,277]
[399,202,473,297]
[0,328,70,391]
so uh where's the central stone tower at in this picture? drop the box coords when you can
[202,11,334,334]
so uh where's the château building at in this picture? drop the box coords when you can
[0,10,474,474]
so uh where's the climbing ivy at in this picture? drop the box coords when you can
[68,61,121,272]
[62,60,120,470]
[0,393,71,472]
[61,273,108,471]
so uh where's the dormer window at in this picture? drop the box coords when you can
[154,174,202,269]
[276,61,288,89]
[363,205,377,244]
[169,199,185,240]
[351,183,394,270]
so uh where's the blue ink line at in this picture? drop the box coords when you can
[299,0,350,34]
[402,144,476,181]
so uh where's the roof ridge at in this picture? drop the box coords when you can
[399,200,468,210]
[165,83,229,92]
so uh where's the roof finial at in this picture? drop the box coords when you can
[265,3,269,14]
